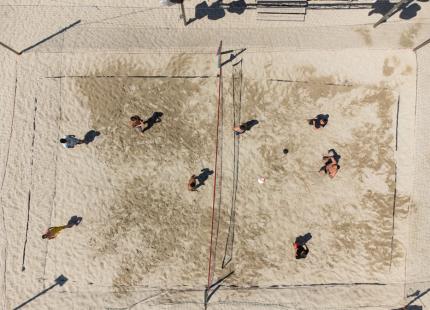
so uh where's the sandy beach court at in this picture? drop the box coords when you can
[0,2,429,309]
[0,47,417,309]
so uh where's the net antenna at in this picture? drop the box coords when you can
[205,40,223,309]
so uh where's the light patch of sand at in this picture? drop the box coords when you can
[355,27,373,46]
[399,24,422,48]
[383,56,400,76]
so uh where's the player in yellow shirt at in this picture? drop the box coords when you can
[42,226,68,240]
[42,216,82,240]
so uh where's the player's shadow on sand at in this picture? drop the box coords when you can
[143,112,163,133]
[295,233,312,245]
[67,216,83,227]
[195,168,214,189]
[368,0,422,20]
[187,0,246,25]
[242,119,259,132]
[84,130,100,144]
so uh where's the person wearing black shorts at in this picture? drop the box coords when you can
[308,114,329,129]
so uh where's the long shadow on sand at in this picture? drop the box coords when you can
[13,275,68,310]
[84,130,100,144]
[142,112,163,133]
[368,0,422,20]
[195,168,214,189]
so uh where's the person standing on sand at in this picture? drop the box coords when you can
[293,242,309,259]
[129,115,146,134]
[42,216,82,240]
[188,175,197,191]
[60,135,84,148]
[42,225,69,240]
[308,114,329,129]
[233,124,248,135]
[233,120,259,135]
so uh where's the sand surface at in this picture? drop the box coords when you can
[0,1,429,309]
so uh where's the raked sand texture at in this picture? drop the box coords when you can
[0,2,429,310]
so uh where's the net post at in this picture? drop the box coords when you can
[204,287,209,309]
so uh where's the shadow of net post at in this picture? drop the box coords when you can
[205,271,234,305]
[13,275,68,310]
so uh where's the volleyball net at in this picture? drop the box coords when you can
[205,40,224,305]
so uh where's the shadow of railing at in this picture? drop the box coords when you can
[0,20,80,55]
